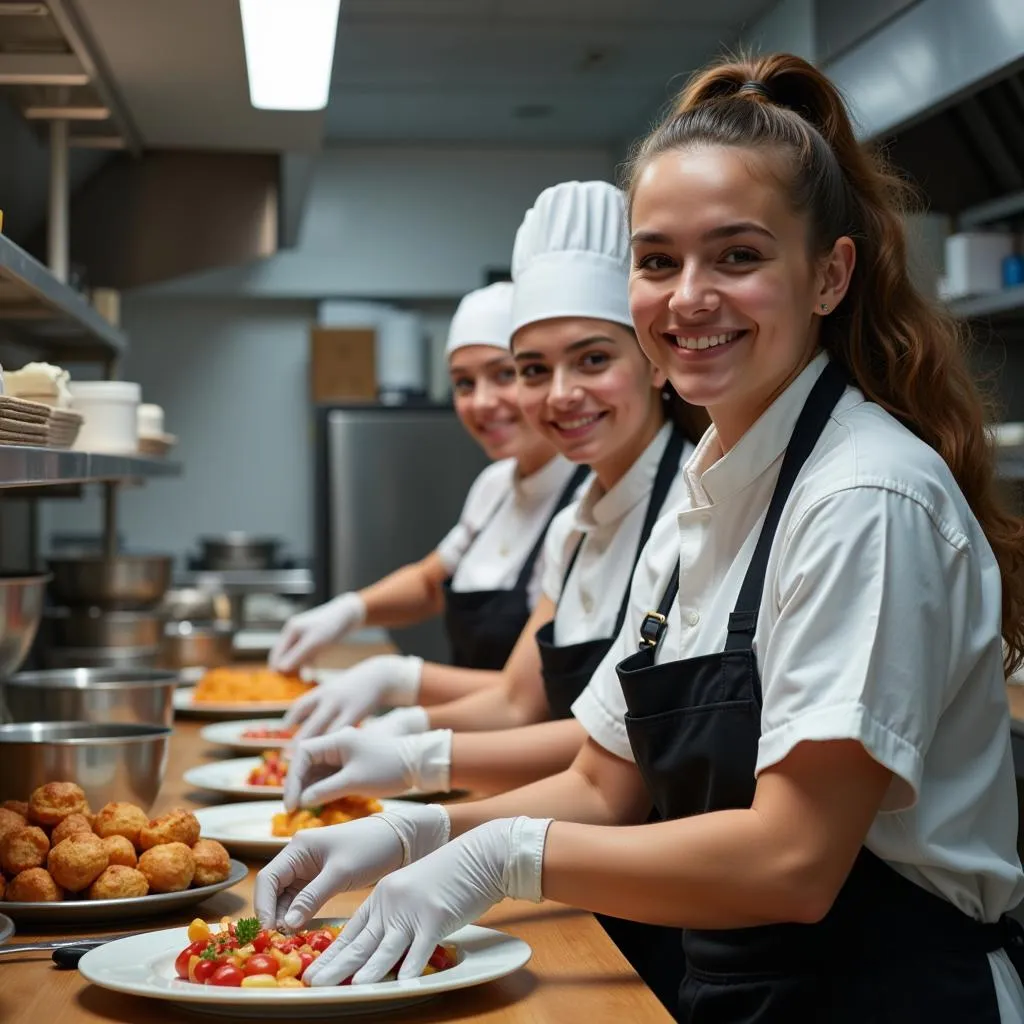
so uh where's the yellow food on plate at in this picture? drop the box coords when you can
[92,801,149,848]
[191,838,231,886]
[1,825,49,875]
[6,865,62,902]
[193,667,314,705]
[47,831,108,892]
[271,796,383,838]
[28,781,88,827]
[101,834,138,868]
[87,864,149,900]
[138,841,195,893]
[140,808,201,850]
[51,813,93,847]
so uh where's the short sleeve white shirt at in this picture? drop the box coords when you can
[541,423,693,645]
[572,354,1024,1016]
[437,455,579,609]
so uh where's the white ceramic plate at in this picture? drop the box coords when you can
[78,917,531,1018]
[0,912,13,944]
[184,757,284,799]
[191,801,406,859]
[0,860,247,925]
[200,719,295,753]
[174,687,298,719]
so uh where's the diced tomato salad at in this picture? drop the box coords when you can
[174,917,457,988]
[246,751,288,787]
[241,727,296,741]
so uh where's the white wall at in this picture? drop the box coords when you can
[743,0,817,60]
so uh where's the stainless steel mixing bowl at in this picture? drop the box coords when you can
[47,555,172,610]
[0,575,49,679]
[0,721,170,810]
[3,668,177,727]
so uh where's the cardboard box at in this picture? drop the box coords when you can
[310,327,377,403]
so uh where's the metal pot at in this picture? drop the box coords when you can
[45,608,163,649]
[159,621,235,670]
[48,555,173,610]
[2,667,177,727]
[0,575,49,679]
[198,534,280,571]
[158,587,233,624]
[40,646,161,671]
[0,721,170,811]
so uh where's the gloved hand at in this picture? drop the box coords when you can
[282,655,424,741]
[283,727,453,810]
[253,802,450,932]
[269,593,367,673]
[304,816,551,986]
[360,706,431,738]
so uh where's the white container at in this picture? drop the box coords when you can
[68,381,141,454]
[944,232,1013,299]
[137,403,164,439]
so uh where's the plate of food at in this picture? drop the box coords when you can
[0,910,13,943]
[0,783,246,923]
[192,799,401,859]
[78,915,531,1017]
[174,667,315,718]
[184,755,287,799]
[199,720,296,753]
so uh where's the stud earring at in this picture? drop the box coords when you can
[819,303,830,313]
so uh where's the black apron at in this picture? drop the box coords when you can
[534,425,689,1014]
[442,464,587,670]
[616,359,1024,1023]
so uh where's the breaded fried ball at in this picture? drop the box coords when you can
[138,842,194,893]
[139,808,200,851]
[1,825,49,875]
[51,813,93,847]
[1,800,28,818]
[191,839,231,887]
[28,781,87,827]
[101,834,137,868]
[6,867,62,902]
[92,802,149,848]
[47,832,108,892]
[86,864,149,900]
[0,807,26,843]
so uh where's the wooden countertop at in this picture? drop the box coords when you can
[1008,684,1024,734]
[0,649,672,1024]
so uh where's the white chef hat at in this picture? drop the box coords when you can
[445,281,514,358]
[510,180,632,338]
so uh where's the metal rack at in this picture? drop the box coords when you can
[0,446,177,489]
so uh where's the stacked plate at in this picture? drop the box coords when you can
[0,396,50,445]
[47,408,84,449]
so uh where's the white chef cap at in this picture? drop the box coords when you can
[445,281,514,358]
[510,180,632,337]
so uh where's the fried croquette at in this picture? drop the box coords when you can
[92,801,149,847]
[86,864,149,900]
[138,842,194,893]
[51,813,93,847]
[1,825,49,875]
[47,832,109,892]
[100,834,137,868]
[5,866,62,902]
[139,808,200,851]
[2,800,28,818]
[0,807,26,843]
[28,781,87,827]
[191,839,231,886]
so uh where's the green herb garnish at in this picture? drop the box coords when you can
[199,945,220,961]
[235,916,261,945]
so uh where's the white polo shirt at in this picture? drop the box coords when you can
[541,422,693,645]
[573,353,1024,1017]
[437,455,579,608]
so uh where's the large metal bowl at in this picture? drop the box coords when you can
[0,721,170,810]
[48,555,172,610]
[0,575,49,679]
[198,534,280,571]
[40,646,161,671]
[159,621,235,671]
[2,668,178,727]
[44,608,164,649]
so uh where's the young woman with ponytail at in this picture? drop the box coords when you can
[255,55,1024,1022]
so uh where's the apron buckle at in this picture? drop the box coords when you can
[639,611,668,649]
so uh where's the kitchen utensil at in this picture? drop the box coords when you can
[158,587,232,624]
[3,668,177,727]
[0,721,170,810]
[48,554,172,609]
[0,575,48,679]
[0,931,141,956]
[68,380,141,454]
[0,859,247,925]
[45,607,163,649]
[40,645,161,671]
[198,534,281,571]
[159,620,234,671]
[0,912,12,944]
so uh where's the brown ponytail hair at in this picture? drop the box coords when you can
[624,53,1024,675]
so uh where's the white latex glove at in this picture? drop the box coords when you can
[269,593,367,673]
[304,816,551,986]
[283,727,453,810]
[282,655,424,741]
[360,706,431,738]
[254,802,450,932]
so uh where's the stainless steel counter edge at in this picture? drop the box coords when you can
[0,446,180,488]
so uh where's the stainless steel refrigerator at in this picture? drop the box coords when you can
[314,403,490,664]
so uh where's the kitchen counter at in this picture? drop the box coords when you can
[0,644,672,1024]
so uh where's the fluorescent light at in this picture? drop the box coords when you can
[239,0,341,111]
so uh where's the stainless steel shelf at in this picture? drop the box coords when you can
[0,234,128,359]
[0,446,179,489]
[947,285,1024,321]
[176,569,314,596]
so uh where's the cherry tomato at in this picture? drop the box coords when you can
[252,932,271,954]
[244,954,278,977]
[277,939,299,953]
[175,940,208,979]
[209,964,244,987]
[193,959,220,984]
[309,933,332,953]
[297,952,315,978]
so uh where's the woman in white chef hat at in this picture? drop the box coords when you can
[258,53,1024,1023]
[270,280,584,688]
